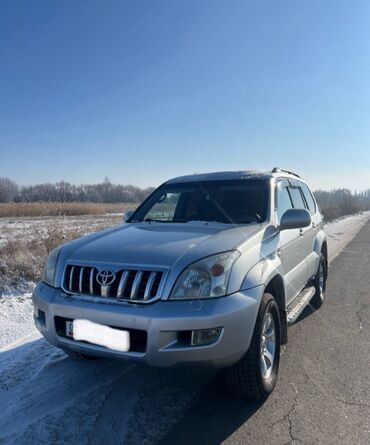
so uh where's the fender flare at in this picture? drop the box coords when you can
[241,255,285,293]
[241,256,288,344]
[313,230,328,274]
[313,230,326,256]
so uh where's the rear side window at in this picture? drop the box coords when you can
[277,186,293,220]
[300,183,316,214]
[288,187,306,209]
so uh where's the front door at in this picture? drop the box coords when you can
[276,182,308,305]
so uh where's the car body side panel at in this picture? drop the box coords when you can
[278,229,308,304]
[241,254,285,294]
[230,220,280,287]
[271,178,308,304]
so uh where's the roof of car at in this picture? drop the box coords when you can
[166,169,301,184]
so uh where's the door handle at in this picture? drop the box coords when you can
[299,228,304,236]
[312,221,315,228]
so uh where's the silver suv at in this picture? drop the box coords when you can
[33,168,327,399]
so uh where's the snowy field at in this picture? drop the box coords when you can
[0,212,369,444]
[0,213,122,247]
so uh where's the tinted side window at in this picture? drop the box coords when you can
[288,187,306,209]
[277,186,293,220]
[300,183,316,214]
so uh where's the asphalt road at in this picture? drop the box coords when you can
[159,221,370,445]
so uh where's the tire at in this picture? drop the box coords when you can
[311,254,327,309]
[224,292,281,400]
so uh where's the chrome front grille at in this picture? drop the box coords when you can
[62,264,164,303]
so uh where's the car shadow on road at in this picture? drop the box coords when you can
[1,339,262,444]
[158,372,263,445]
[295,302,317,324]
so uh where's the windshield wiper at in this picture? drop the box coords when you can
[180,219,231,225]
[143,218,172,223]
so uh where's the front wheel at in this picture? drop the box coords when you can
[224,293,281,400]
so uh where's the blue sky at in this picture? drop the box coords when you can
[0,0,369,190]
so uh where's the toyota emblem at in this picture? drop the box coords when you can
[96,269,116,286]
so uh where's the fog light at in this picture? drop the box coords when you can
[191,327,222,346]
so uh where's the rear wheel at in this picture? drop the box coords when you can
[224,293,281,400]
[311,255,326,309]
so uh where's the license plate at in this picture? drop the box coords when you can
[65,319,130,352]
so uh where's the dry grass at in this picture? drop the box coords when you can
[0,215,122,295]
[0,225,76,293]
[0,202,137,218]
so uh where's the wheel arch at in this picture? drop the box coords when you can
[314,230,327,258]
[264,274,288,345]
[241,257,288,344]
[321,240,328,277]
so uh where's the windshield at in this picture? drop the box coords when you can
[129,179,268,224]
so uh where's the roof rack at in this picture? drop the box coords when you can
[271,167,301,178]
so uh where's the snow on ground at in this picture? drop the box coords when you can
[0,212,369,444]
[0,214,121,246]
[0,292,35,349]
[325,211,370,262]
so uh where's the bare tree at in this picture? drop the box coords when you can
[0,177,18,202]
[314,188,363,221]
[15,179,154,204]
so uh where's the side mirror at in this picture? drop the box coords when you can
[279,208,311,231]
[123,209,135,223]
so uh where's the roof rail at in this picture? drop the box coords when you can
[271,167,301,178]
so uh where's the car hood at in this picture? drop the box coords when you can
[60,222,260,270]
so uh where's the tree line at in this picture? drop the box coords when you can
[0,177,369,221]
[313,188,370,221]
[0,177,154,204]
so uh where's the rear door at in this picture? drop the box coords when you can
[276,180,308,304]
[299,181,321,279]
[287,182,313,271]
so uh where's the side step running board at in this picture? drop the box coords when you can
[287,286,316,326]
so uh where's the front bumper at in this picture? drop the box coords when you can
[32,282,262,367]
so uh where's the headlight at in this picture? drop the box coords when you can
[170,251,240,300]
[42,247,62,287]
